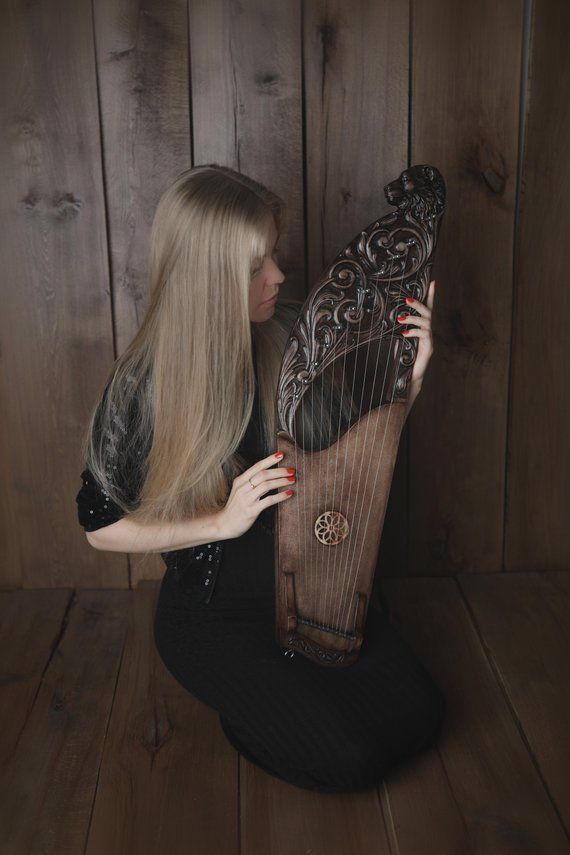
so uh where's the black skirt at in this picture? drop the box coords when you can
[153,513,446,793]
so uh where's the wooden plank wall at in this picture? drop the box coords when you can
[0,0,567,589]
[408,0,525,575]
[504,0,570,571]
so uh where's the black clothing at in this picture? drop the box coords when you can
[75,368,445,793]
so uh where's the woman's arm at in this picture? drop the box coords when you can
[86,510,223,553]
[85,452,295,553]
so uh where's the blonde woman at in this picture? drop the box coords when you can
[75,165,444,792]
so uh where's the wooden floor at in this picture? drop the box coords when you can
[0,573,568,855]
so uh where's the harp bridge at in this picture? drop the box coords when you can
[284,569,368,667]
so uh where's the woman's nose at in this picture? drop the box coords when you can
[272,260,285,283]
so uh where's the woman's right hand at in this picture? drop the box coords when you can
[216,452,296,540]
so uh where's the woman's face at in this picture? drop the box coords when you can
[248,216,285,322]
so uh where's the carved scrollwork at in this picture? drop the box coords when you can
[287,634,347,665]
[277,164,446,439]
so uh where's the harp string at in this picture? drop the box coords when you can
[324,345,341,616]
[332,245,402,631]
[303,338,315,591]
[311,332,325,604]
[340,244,410,632]
[321,292,353,623]
[295,405,300,602]
[326,257,388,624]
[301,348,307,605]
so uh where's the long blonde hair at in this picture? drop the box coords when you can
[82,165,296,528]
[81,164,357,548]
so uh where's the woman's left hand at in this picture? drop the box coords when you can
[397,279,435,385]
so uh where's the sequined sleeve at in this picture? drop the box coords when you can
[76,468,126,532]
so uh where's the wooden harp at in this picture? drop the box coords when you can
[274,164,446,667]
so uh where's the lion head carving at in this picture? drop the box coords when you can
[384,165,445,222]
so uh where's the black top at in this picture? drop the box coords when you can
[75,363,273,605]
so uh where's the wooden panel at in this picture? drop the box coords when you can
[93,0,192,585]
[190,0,306,301]
[0,589,72,766]
[383,577,568,852]
[459,571,570,836]
[0,590,130,853]
[408,0,525,573]
[505,0,570,571]
[303,0,410,576]
[378,748,470,854]
[240,756,391,855]
[0,0,123,586]
[86,582,238,855]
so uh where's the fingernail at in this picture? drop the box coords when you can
[287,476,296,482]
[285,489,293,496]
[397,314,407,321]
[287,468,295,474]
[402,329,409,335]
[405,297,414,304]
[275,452,283,459]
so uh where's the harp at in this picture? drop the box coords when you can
[274,164,446,667]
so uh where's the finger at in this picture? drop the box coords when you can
[238,452,287,485]
[239,470,293,493]
[397,314,429,329]
[258,489,294,510]
[251,477,294,500]
[401,327,430,338]
[249,466,294,483]
[403,296,430,319]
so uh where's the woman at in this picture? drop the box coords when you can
[75,164,444,792]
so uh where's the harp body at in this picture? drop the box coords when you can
[274,164,446,667]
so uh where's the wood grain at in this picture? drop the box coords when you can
[93,0,192,585]
[0,590,130,853]
[240,754,391,855]
[0,589,72,767]
[190,0,306,302]
[408,0,525,573]
[459,571,570,836]
[383,576,568,852]
[86,581,238,855]
[505,0,570,571]
[0,0,124,586]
